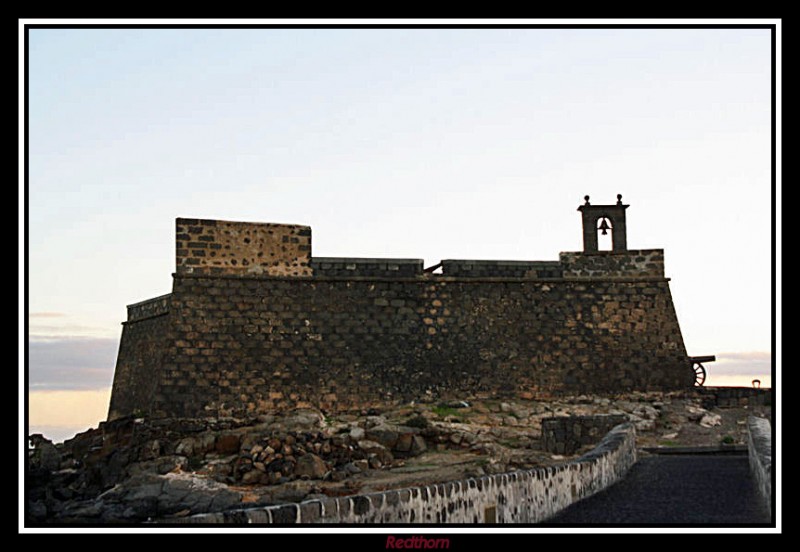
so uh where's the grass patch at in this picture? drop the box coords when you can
[431,405,460,418]
[720,435,735,445]
[658,440,680,447]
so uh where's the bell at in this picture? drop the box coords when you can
[598,218,611,235]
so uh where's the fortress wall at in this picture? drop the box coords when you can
[107,296,173,420]
[138,272,690,419]
[167,422,637,524]
[109,213,694,421]
[175,218,312,277]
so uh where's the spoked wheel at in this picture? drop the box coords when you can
[694,363,707,387]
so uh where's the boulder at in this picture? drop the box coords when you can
[395,433,427,456]
[282,409,325,430]
[699,412,722,428]
[410,435,427,455]
[349,427,366,441]
[293,454,328,479]
[175,437,197,457]
[29,435,61,472]
[358,440,394,464]
[394,433,413,453]
[685,405,708,422]
[241,470,265,485]
[365,425,399,449]
[215,433,241,454]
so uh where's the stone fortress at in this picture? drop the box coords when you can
[108,195,694,422]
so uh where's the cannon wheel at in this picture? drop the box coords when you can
[694,362,707,387]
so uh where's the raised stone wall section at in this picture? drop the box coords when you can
[560,249,664,279]
[541,414,629,455]
[175,218,312,277]
[166,422,637,524]
[747,416,772,513]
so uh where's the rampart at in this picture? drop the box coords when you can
[108,198,694,420]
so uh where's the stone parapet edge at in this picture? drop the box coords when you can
[747,416,772,514]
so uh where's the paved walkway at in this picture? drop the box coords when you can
[543,453,771,525]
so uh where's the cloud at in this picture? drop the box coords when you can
[709,351,772,377]
[29,312,67,318]
[27,336,119,390]
[716,351,772,363]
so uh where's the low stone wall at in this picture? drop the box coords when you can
[126,294,171,322]
[311,257,423,278]
[695,387,772,408]
[541,415,629,455]
[441,260,563,279]
[747,416,772,513]
[165,422,636,524]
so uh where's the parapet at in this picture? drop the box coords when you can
[441,260,563,279]
[174,194,663,282]
[560,249,665,279]
[125,294,171,323]
[311,257,424,278]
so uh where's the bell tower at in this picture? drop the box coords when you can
[577,194,629,252]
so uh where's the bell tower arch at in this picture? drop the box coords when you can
[577,194,629,252]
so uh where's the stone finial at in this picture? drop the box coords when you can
[584,195,591,205]
[616,194,623,205]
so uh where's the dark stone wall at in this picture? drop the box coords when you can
[441,260,563,278]
[175,218,312,277]
[310,258,423,278]
[541,415,629,455]
[560,249,664,278]
[126,294,170,321]
[109,271,692,419]
[694,387,772,409]
[107,306,172,420]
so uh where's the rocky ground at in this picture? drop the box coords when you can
[26,390,771,524]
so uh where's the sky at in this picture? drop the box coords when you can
[23,23,778,443]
